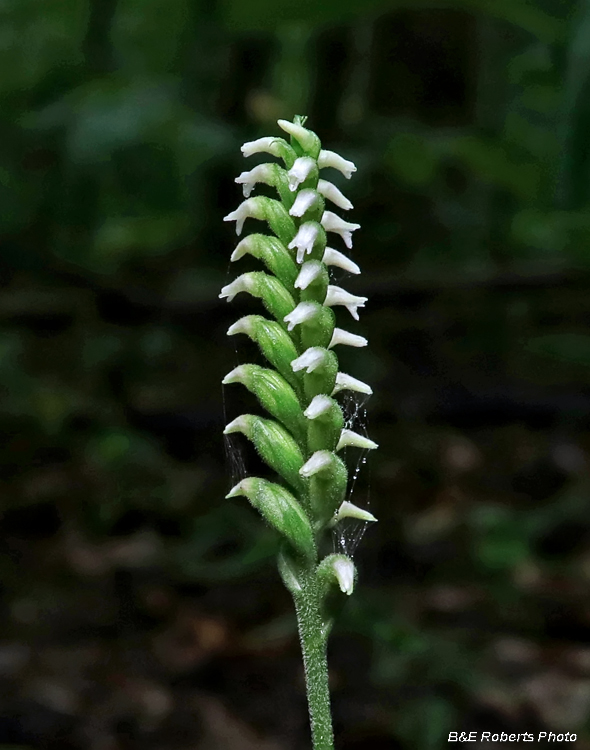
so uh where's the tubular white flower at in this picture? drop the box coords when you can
[288,157,316,191]
[226,316,256,337]
[223,198,259,236]
[332,556,356,595]
[219,273,256,302]
[321,211,360,249]
[289,188,321,217]
[222,365,248,385]
[241,136,287,159]
[291,347,328,374]
[235,164,277,198]
[299,450,333,477]
[223,414,253,436]
[295,262,322,290]
[283,301,318,331]
[332,500,377,524]
[322,247,361,275]
[230,235,255,262]
[328,328,368,349]
[318,149,357,179]
[336,429,379,451]
[304,395,333,420]
[324,285,367,320]
[332,372,373,396]
[288,222,320,264]
[317,179,353,210]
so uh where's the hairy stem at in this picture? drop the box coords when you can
[293,571,334,750]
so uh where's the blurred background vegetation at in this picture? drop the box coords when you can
[2,0,590,748]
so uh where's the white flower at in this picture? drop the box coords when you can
[289,189,321,217]
[241,136,286,158]
[226,316,256,337]
[222,365,248,385]
[332,500,377,524]
[318,149,357,179]
[303,395,333,420]
[317,179,353,210]
[324,285,367,320]
[219,274,256,302]
[328,328,368,349]
[223,198,260,235]
[294,261,322,290]
[299,450,333,477]
[331,372,373,396]
[322,247,360,275]
[321,211,360,249]
[288,222,320,264]
[336,429,378,451]
[332,556,356,595]
[291,347,328,374]
[235,164,276,198]
[287,156,316,191]
[283,302,318,331]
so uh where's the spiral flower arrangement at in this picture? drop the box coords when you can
[220,116,377,750]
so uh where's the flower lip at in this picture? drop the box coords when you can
[317,179,353,211]
[289,189,320,218]
[321,211,360,249]
[318,149,357,179]
[288,222,320,264]
[291,347,328,374]
[287,156,316,192]
[331,372,373,396]
[283,301,319,331]
[322,248,361,275]
[324,285,368,321]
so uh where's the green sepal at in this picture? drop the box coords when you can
[224,414,306,493]
[298,261,329,305]
[300,304,335,350]
[228,315,301,392]
[303,349,338,402]
[227,478,315,561]
[277,543,308,595]
[247,196,297,246]
[233,234,299,292]
[223,364,307,448]
[306,397,344,453]
[301,451,348,530]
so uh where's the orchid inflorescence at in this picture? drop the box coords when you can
[220,116,377,750]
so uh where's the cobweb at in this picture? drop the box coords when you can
[332,390,373,558]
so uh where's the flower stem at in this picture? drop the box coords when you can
[293,571,335,750]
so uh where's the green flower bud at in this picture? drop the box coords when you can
[224,414,305,493]
[223,364,307,447]
[219,271,296,326]
[231,234,299,291]
[227,315,301,392]
[227,478,315,561]
[304,395,344,453]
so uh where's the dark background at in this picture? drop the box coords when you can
[2,0,590,748]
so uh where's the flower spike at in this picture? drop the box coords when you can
[222,117,376,750]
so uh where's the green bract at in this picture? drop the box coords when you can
[221,116,377,750]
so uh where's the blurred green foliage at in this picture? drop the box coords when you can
[2,0,590,748]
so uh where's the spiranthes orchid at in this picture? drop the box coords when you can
[221,116,377,750]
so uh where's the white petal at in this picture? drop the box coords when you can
[218,274,255,302]
[333,500,377,524]
[222,365,248,385]
[241,136,284,158]
[336,429,378,451]
[235,164,275,198]
[223,415,252,435]
[223,198,259,236]
[304,395,332,420]
[324,285,367,320]
[291,347,327,374]
[283,302,318,331]
[288,222,319,264]
[317,179,353,210]
[299,450,333,477]
[227,316,256,337]
[331,372,373,396]
[295,262,322,290]
[321,211,360,249]
[322,248,360,275]
[287,156,316,191]
[318,149,357,179]
[328,328,368,349]
[230,235,255,262]
[278,119,316,151]
[289,188,320,217]
[332,556,356,595]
